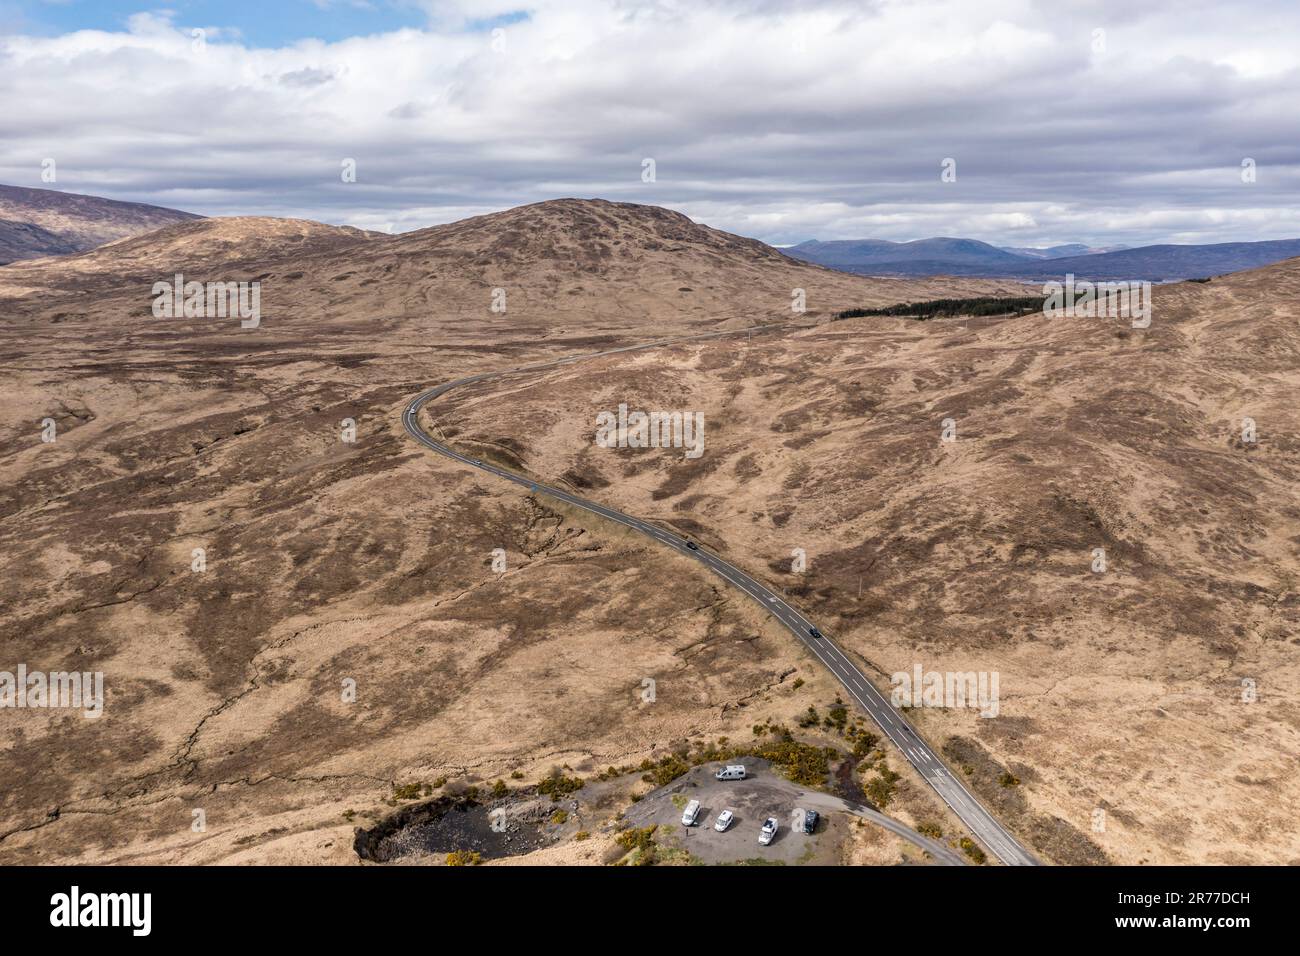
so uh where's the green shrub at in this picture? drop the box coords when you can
[392,782,424,801]
[616,826,657,851]
[864,765,901,808]
[614,825,659,866]
[446,850,482,866]
[835,296,1043,321]
[851,732,880,758]
[959,838,987,865]
[640,754,691,787]
[537,770,584,802]
[827,702,849,731]
[750,739,834,787]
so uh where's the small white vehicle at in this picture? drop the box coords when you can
[714,809,735,832]
[681,799,702,826]
[715,765,747,781]
[758,817,778,845]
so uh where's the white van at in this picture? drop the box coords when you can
[681,799,702,826]
[715,765,747,781]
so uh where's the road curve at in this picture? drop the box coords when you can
[402,328,1039,866]
[806,793,969,866]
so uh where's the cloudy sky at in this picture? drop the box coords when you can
[1,0,1297,246]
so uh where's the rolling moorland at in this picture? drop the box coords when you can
[438,255,1300,864]
[1,198,1048,864]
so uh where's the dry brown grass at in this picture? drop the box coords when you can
[0,200,1024,863]
[440,258,1300,865]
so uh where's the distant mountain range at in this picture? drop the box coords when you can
[0,183,200,265]
[996,242,1130,259]
[787,236,1300,281]
[6,182,1299,287]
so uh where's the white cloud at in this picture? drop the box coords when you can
[0,0,1297,246]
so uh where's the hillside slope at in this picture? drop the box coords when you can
[0,199,1025,334]
[437,259,1300,864]
[0,183,201,264]
[0,199,1027,865]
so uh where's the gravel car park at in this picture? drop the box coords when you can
[620,759,844,864]
[617,758,964,865]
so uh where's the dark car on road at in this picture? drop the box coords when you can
[802,809,820,833]
[686,541,699,551]
[808,627,823,639]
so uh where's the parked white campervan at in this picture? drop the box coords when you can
[715,765,747,781]
[681,799,702,826]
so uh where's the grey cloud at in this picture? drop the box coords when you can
[278,67,338,87]
[0,1,1296,247]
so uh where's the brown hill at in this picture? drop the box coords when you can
[390,197,792,269]
[342,198,859,331]
[0,199,1024,335]
[0,183,201,265]
[2,216,380,283]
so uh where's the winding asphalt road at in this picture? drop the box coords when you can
[402,327,1039,866]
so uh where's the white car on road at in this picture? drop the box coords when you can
[758,817,778,845]
[714,809,735,832]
